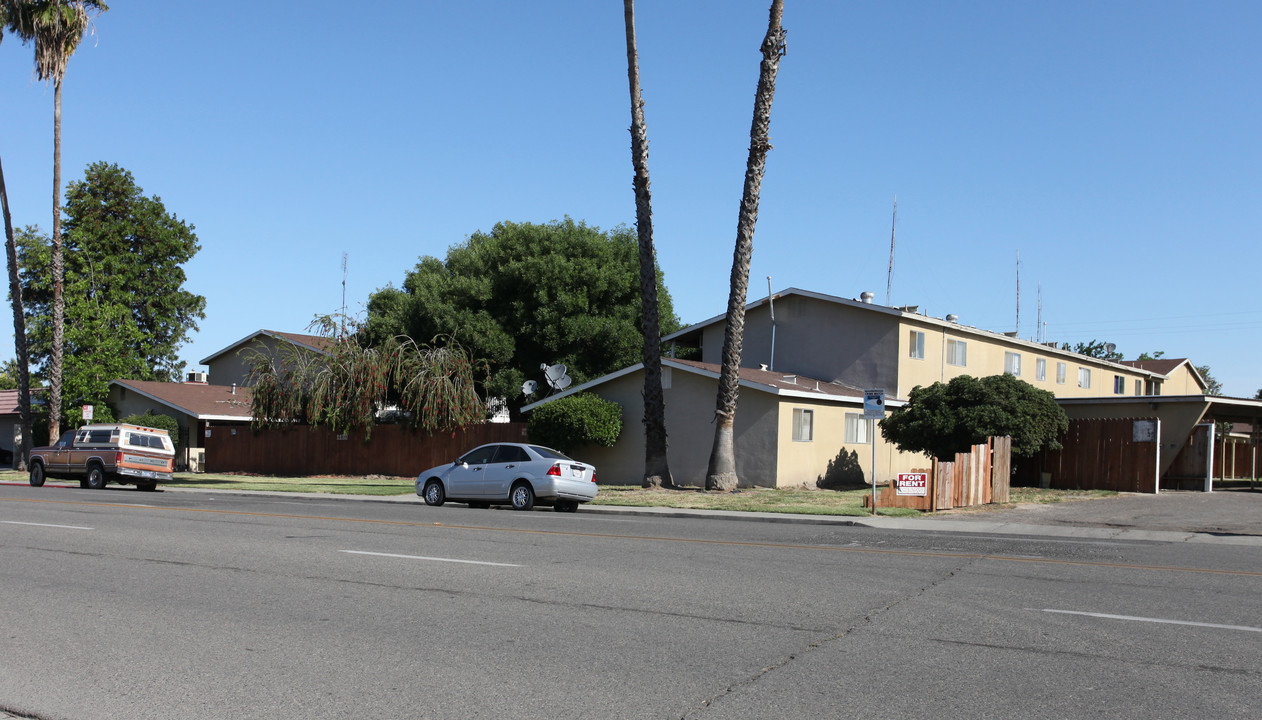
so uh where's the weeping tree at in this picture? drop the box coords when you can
[623,0,672,489]
[5,0,109,444]
[244,316,486,438]
[706,0,787,491]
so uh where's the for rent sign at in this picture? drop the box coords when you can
[895,472,928,496]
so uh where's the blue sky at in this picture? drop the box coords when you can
[2,1,1260,396]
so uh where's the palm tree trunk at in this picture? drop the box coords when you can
[47,76,64,444]
[706,0,787,491]
[0,155,33,471]
[623,0,672,489]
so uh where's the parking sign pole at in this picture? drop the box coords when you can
[863,389,885,517]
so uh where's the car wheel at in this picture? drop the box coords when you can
[86,465,107,490]
[423,480,446,507]
[554,500,579,513]
[510,482,535,511]
[136,480,157,492]
[29,463,45,487]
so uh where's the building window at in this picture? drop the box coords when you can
[661,367,672,390]
[908,330,925,360]
[1134,379,1142,396]
[792,408,813,442]
[946,339,967,367]
[1056,362,1066,384]
[844,412,870,444]
[1036,358,1047,381]
[1114,375,1125,394]
[1004,352,1021,376]
[1078,368,1091,389]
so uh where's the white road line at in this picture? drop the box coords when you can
[2,520,94,531]
[340,550,521,567]
[1038,609,1262,633]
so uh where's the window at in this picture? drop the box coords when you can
[1078,368,1091,389]
[946,339,967,367]
[792,408,813,442]
[1004,351,1021,376]
[495,445,530,463]
[1135,379,1142,396]
[1036,358,1047,381]
[845,413,870,444]
[459,445,499,465]
[1056,362,1066,384]
[1114,376,1125,394]
[908,330,925,360]
[661,366,672,389]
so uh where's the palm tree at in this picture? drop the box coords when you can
[706,0,786,491]
[1,4,36,468]
[6,1,108,444]
[623,0,673,489]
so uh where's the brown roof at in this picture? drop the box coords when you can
[199,329,338,365]
[0,389,19,416]
[667,359,867,399]
[112,379,254,420]
[1119,358,1189,376]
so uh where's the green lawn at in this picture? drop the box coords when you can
[2,468,1115,516]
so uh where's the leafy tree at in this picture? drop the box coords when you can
[246,316,486,437]
[1065,339,1124,361]
[527,393,623,454]
[18,162,206,430]
[880,374,1069,461]
[623,0,672,489]
[0,359,18,390]
[1254,388,1261,400]
[1195,364,1223,396]
[361,218,679,415]
[706,0,786,491]
[4,0,109,444]
[1136,350,1165,361]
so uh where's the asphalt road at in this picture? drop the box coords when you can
[1,484,1259,719]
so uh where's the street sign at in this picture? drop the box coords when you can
[862,389,885,420]
[82,405,94,422]
[895,472,929,496]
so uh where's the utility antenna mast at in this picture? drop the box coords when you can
[1015,251,1021,335]
[340,252,348,338]
[885,195,897,306]
[1036,282,1043,343]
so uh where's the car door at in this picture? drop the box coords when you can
[482,445,530,500]
[444,444,499,499]
[47,433,77,475]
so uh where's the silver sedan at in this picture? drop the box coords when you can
[416,442,598,512]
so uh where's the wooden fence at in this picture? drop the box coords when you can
[866,436,1011,512]
[1019,417,1159,493]
[204,422,529,477]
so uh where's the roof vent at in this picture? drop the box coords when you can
[1003,331,1018,338]
[782,375,797,385]
[945,314,959,323]
[859,291,875,304]
[759,364,769,371]
[894,305,919,313]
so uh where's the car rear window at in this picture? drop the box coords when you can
[529,445,573,461]
[88,429,113,444]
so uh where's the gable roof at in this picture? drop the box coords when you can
[0,389,20,417]
[1117,357,1201,382]
[521,358,900,412]
[198,329,336,365]
[665,287,1164,377]
[111,379,254,421]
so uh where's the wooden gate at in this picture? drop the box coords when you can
[866,436,1011,511]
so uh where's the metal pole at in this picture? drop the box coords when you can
[870,418,877,516]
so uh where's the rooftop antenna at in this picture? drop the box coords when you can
[1015,251,1020,335]
[885,195,897,306]
[340,252,348,338]
[1036,281,1042,343]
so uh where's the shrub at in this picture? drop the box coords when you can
[527,393,622,453]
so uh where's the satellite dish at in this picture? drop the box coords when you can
[1104,343,1117,355]
[543,363,568,383]
[553,375,572,391]
[521,379,537,396]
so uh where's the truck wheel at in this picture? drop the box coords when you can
[86,465,107,490]
[29,463,45,487]
[136,480,157,492]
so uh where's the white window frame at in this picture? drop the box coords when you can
[908,330,925,360]
[1135,379,1142,396]
[844,412,870,444]
[946,339,967,367]
[1036,358,1047,381]
[792,408,813,442]
[1114,375,1125,394]
[1078,367,1091,389]
[1056,362,1067,385]
[1004,351,1021,376]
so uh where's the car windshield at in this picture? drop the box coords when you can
[529,445,573,461]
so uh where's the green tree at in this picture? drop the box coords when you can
[4,0,109,444]
[623,0,672,489]
[706,0,787,491]
[0,359,19,390]
[1194,364,1223,396]
[362,218,679,415]
[879,374,1069,461]
[1066,339,1124,361]
[19,163,206,429]
[1254,388,1261,400]
[1136,350,1166,361]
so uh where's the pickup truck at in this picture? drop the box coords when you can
[28,423,175,492]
